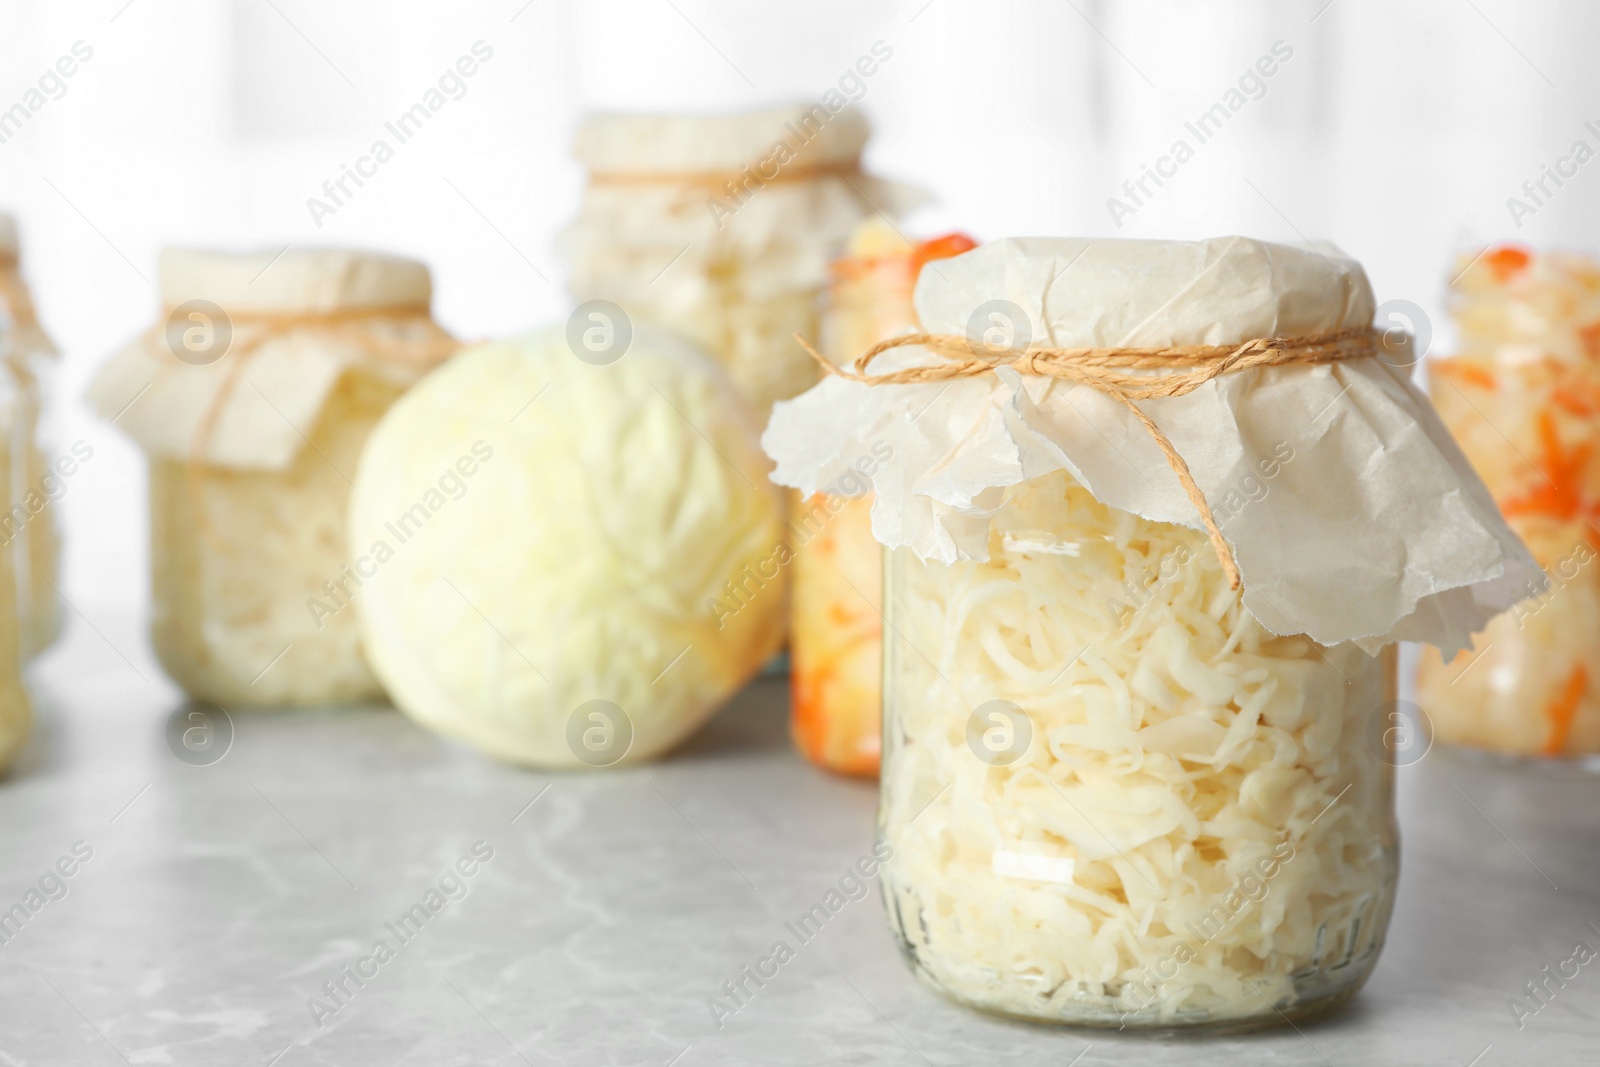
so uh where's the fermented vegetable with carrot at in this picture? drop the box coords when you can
[1418,245,1600,756]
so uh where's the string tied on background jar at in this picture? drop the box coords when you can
[149,304,461,544]
[586,156,862,191]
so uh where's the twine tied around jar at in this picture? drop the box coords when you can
[587,158,861,190]
[795,325,1389,590]
[144,304,459,545]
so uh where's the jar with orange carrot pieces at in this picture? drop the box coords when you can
[784,220,977,777]
[1418,244,1600,758]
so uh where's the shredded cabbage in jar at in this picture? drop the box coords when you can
[879,471,1396,1026]
[149,372,398,706]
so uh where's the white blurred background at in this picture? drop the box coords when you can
[0,0,1595,627]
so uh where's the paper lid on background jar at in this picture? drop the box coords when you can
[764,235,1542,656]
[88,247,454,471]
[159,247,432,315]
[573,103,870,177]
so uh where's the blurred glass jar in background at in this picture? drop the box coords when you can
[790,221,975,777]
[0,214,63,662]
[559,104,916,424]
[1419,246,1600,758]
[0,312,33,771]
[88,249,457,706]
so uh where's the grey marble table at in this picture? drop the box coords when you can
[0,614,1596,1066]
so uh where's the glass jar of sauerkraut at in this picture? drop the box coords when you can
[89,248,456,706]
[1418,246,1600,758]
[0,213,64,661]
[765,236,1537,1032]
[790,221,975,777]
[560,104,913,423]
[879,471,1398,1030]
